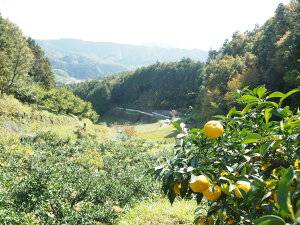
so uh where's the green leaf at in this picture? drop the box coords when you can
[254,215,285,225]
[264,108,273,123]
[242,140,259,145]
[277,167,294,216]
[237,95,258,102]
[172,122,182,131]
[213,115,227,120]
[259,142,273,157]
[271,107,292,118]
[196,193,203,205]
[279,88,300,107]
[258,101,279,109]
[228,107,236,117]
[252,175,266,188]
[290,120,300,129]
[168,188,176,205]
[180,180,189,198]
[241,133,262,145]
[257,86,268,99]
[241,102,257,114]
[190,157,199,168]
[267,92,285,99]
[189,128,202,133]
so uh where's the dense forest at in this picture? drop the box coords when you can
[0,15,98,122]
[73,59,204,114]
[72,0,299,124]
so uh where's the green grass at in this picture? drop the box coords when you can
[118,198,197,225]
[133,122,175,142]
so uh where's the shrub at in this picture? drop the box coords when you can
[153,86,300,224]
[0,131,169,224]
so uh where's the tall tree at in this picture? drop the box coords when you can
[27,37,55,89]
[0,15,33,95]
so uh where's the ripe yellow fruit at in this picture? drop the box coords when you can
[173,181,181,194]
[221,183,230,195]
[198,216,214,225]
[234,181,251,198]
[203,184,222,201]
[189,175,210,192]
[203,120,224,138]
[227,219,234,224]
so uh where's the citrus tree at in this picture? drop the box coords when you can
[153,86,300,224]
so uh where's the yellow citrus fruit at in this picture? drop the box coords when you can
[198,216,214,225]
[234,181,251,198]
[295,158,299,167]
[189,175,210,193]
[203,184,222,201]
[221,183,230,195]
[203,120,224,138]
[227,219,234,224]
[173,181,181,194]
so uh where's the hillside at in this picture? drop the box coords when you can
[192,1,300,124]
[37,38,208,83]
[73,58,204,115]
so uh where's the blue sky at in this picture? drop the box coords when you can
[0,0,291,50]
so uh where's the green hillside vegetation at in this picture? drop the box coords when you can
[193,0,300,124]
[0,95,111,140]
[0,15,98,122]
[74,58,204,115]
[0,95,195,224]
[37,38,208,82]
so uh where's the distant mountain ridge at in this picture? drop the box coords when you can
[36,39,208,84]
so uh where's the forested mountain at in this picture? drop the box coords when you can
[72,0,299,124]
[73,58,204,114]
[37,39,208,83]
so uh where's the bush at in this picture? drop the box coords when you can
[0,131,169,224]
[153,86,300,224]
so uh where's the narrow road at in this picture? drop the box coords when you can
[116,107,170,119]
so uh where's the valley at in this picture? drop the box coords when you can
[0,1,299,224]
[37,39,208,84]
